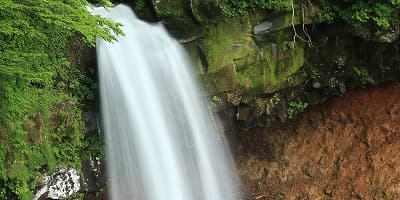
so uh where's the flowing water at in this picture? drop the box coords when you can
[92,5,240,200]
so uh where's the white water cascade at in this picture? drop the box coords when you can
[92,5,240,200]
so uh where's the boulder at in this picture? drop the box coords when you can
[34,168,81,200]
[198,15,305,96]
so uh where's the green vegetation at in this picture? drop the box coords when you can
[196,0,400,39]
[0,0,120,199]
[353,66,375,85]
[210,95,222,109]
[332,1,399,29]
[379,65,391,73]
[210,0,292,17]
[315,0,400,39]
[287,101,308,119]
[270,93,281,105]
[133,0,146,12]
[217,0,400,33]
[334,56,346,74]
[309,67,320,80]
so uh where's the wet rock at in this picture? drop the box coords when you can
[81,157,106,194]
[80,47,97,69]
[82,111,99,135]
[253,21,273,35]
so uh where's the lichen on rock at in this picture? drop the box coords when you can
[34,167,81,200]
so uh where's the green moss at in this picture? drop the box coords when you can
[234,42,305,94]
[200,14,305,95]
[211,0,292,17]
[201,16,256,73]
[235,64,261,91]
[353,66,375,85]
[209,64,236,92]
[316,0,400,41]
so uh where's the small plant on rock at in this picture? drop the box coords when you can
[210,95,222,109]
[335,56,346,73]
[287,101,308,119]
[353,66,375,85]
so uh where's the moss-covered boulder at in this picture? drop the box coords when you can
[196,15,305,96]
[198,15,258,93]
[200,17,256,73]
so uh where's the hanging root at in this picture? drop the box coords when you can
[291,0,327,48]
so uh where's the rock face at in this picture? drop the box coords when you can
[82,111,100,135]
[191,14,308,96]
[198,17,305,95]
[139,0,400,122]
[235,82,400,199]
[81,156,107,196]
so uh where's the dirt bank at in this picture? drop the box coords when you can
[236,82,400,199]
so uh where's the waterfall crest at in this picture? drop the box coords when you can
[93,5,240,200]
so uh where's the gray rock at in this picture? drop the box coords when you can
[82,111,100,134]
[253,21,273,35]
[81,157,106,193]
[253,11,314,35]
[312,81,321,89]
[34,167,81,200]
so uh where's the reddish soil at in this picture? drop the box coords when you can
[236,82,400,200]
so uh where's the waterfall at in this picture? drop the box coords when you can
[92,5,240,200]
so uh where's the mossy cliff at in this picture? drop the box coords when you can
[197,15,305,96]
[138,0,400,122]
